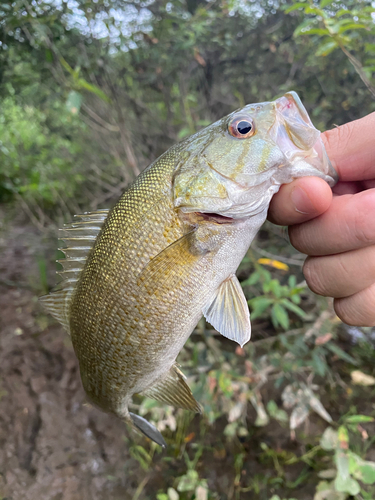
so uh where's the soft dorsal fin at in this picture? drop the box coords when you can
[139,364,202,413]
[202,274,251,347]
[39,209,109,333]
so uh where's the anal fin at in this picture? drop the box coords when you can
[202,274,251,347]
[140,364,202,413]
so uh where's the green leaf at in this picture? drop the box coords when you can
[267,400,289,423]
[338,23,367,34]
[271,303,289,330]
[349,453,375,485]
[320,0,334,7]
[284,2,307,13]
[334,476,360,496]
[294,19,315,37]
[344,415,374,424]
[76,78,111,103]
[302,28,330,35]
[281,299,306,319]
[320,427,338,450]
[336,8,350,17]
[315,40,339,56]
[241,271,260,287]
[326,343,358,365]
[269,279,283,298]
[288,275,297,288]
[177,470,199,492]
[335,450,361,495]
[248,297,273,318]
[305,6,323,15]
[312,351,327,377]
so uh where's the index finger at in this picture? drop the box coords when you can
[322,112,375,182]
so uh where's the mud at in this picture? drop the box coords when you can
[0,215,142,500]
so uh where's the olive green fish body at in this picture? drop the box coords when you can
[41,92,337,446]
[70,144,259,418]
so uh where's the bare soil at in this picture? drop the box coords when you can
[0,212,143,500]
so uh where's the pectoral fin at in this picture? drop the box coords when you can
[137,231,201,294]
[202,274,251,347]
[140,364,202,413]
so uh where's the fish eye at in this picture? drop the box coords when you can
[228,115,255,139]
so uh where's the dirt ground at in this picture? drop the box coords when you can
[0,211,152,500]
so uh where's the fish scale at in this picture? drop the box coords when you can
[41,92,337,447]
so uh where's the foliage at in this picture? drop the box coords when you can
[244,263,307,330]
[1,0,375,217]
[2,0,375,498]
[286,0,375,97]
[317,416,375,498]
[0,96,85,204]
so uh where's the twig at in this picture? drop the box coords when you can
[339,43,375,100]
[16,194,47,232]
[0,278,32,289]
[131,475,151,500]
[82,103,120,132]
[251,242,305,267]
[252,328,304,346]
[304,307,334,340]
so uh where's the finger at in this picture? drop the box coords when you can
[332,181,362,196]
[362,179,375,190]
[303,246,375,298]
[322,112,375,182]
[268,177,332,226]
[289,189,375,255]
[334,283,375,327]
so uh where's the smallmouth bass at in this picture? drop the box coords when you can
[41,92,337,447]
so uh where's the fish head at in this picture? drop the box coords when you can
[173,91,337,219]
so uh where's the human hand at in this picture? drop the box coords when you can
[268,112,375,326]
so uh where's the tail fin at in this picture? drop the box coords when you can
[129,412,166,448]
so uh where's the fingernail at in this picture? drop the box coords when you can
[291,186,316,215]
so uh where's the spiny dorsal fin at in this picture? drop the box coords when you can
[202,274,251,347]
[39,209,110,333]
[140,364,202,413]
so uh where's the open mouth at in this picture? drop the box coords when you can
[196,212,234,224]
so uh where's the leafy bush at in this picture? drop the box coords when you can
[0,97,85,205]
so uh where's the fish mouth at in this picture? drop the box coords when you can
[272,92,338,186]
[196,212,235,224]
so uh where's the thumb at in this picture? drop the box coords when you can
[268,176,332,226]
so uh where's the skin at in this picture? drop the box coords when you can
[268,112,375,327]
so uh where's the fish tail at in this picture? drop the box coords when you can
[128,412,167,448]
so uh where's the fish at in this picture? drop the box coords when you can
[40,91,337,447]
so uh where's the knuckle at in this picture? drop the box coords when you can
[289,225,307,253]
[303,257,326,296]
[334,285,375,327]
[322,123,354,159]
[334,298,360,326]
[353,197,375,246]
